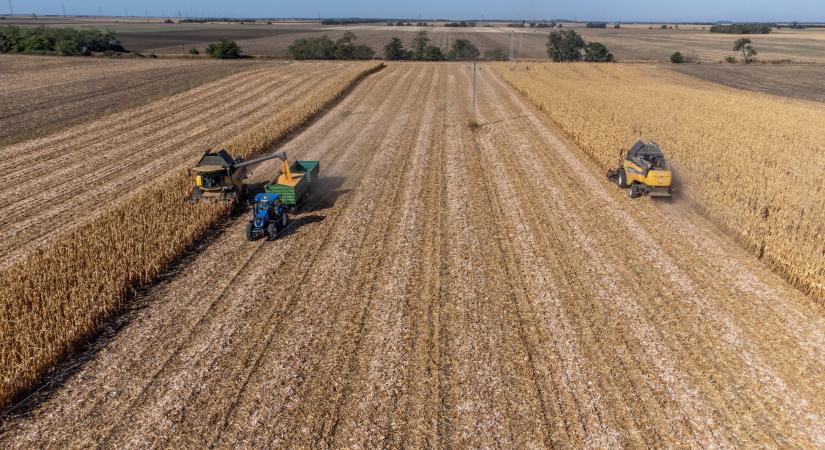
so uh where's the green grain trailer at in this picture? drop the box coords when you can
[264,160,320,208]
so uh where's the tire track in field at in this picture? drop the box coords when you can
[320,65,443,448]
[483,67,825,447]
[475,67,719,447]
[0,63,400,442]
[207,64,435,449]
[480,67,776,442]
[88,66,412,448]
[159,65,422,448]
[2,62,824,449]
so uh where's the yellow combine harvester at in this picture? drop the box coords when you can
[188,149,289,210]
[606,140,673,198]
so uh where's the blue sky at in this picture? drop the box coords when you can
[4,0,824,22]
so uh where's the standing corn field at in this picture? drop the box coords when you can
[494,62,825,305]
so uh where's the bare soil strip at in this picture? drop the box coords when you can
[1,63,822,448]
[0,55,262,144]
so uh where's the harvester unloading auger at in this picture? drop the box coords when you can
[188,149,291,210]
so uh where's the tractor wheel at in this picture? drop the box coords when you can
[279,212,289,231]
[629,183,640,199]
[267,222,279,240]
[617,170,628,188]
[245,222,255,241]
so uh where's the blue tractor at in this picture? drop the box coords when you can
[245,193,289,241]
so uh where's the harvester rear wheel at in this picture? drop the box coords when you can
[617,170,628,188]
[629,183,640,198]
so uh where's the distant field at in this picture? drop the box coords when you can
[671,64,825,103]
[0,55,261,144]
[5,17,825,63]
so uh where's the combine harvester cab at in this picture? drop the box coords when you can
[264,158,320,211]
[189,149,248,207]
[607,140,673,198]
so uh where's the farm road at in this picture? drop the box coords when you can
[2,63,823,448]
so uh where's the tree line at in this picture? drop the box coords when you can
[710,24,772,34]
[546,30,614,62]
[0,26,126,56]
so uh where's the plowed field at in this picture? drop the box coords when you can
[1,63,822,448]
[0,55,261,144]
[0,61,354,269]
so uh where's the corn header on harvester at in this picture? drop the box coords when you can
[606,140,673,198]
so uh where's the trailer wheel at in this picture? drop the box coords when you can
[281,212,289,230]
[617,170,628,188]
[629,183,640,199]
[245,222,255,241]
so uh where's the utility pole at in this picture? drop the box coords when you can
[98,6,102,17]
[472,62,477,122]
[124,7,128,17]
[8,0,13,15]
[509,31,514,61]
[62,3,66,17]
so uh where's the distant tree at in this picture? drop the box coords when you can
[725,55,737,63]
[422,45,445,60]
[447,39,480,60]
[586,22,607,28]
[614,23,621,29]
[546,29,585,61]
[412,30,429,60]
[583,42,614,62]
[288,35,335,59]
[395,20,405,26]
[0,26,127,56]
[288,33,373,60]
[484,48,507,60]
[670,51,686,63]
[205,39,241,58]
[384,36,411,60]
[733,37,757,63]
[188,47,200,55]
